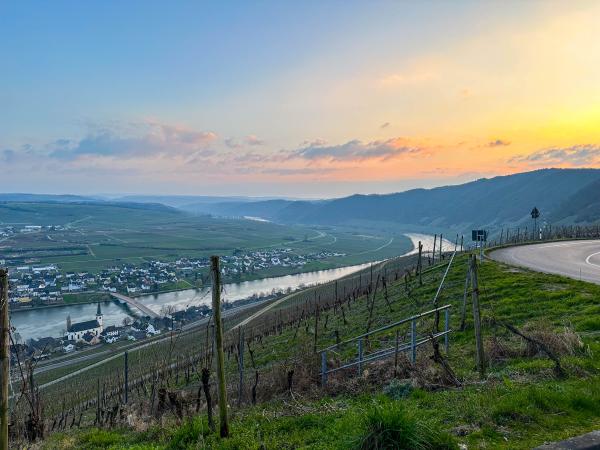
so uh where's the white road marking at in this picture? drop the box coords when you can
[585,251,600,269]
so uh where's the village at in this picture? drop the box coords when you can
[5,247,345,308]
[9,301,211,363]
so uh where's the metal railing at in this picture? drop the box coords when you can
[319,304,452,386]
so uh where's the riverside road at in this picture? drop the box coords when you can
[489,240,600,285]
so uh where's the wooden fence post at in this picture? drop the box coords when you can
[432,234,437,265]
[444,308,450,353]
[394,330,400,376]
[238,327,244,407]
[124,351,129,404]
[210,256,229,438]
[460,266,470,331]
[469,255,486,379]
[418,241,423,286]
[0,269,8,450]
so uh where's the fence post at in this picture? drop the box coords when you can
[394,330,400,376]
[357,338,363,375]
[124,351,129,404]
[444,308,450,353]
[0,269,8,450]
[411,319,417,363]
[238,327,244,407]
[321,351,327,386]
[418,241,423,286]
[460,266,470,331]
[469,255,486,379]
[211,256,229,438]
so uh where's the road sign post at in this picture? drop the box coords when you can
[531,207,540,240]
[471,229,487,262]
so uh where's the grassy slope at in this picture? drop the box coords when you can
[42,255,600,449]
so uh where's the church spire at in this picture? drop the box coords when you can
[96,302,103,329]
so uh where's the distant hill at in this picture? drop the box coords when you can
[181,169,600,230]
[0,200,183,227]
[0,193,95,203]
[116,195,294,209]
[552,178,600,223]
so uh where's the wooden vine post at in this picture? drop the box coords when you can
[0,269,7,450]
[417,240,423,286]
[469,255,486,379]
[210,256,229,438]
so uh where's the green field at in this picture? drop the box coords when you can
[0,202,411,275]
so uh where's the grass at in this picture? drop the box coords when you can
[35,254,600,448]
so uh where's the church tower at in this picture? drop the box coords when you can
[66,314,72,331]
[96,302,103,329]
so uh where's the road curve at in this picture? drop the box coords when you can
[489,240,600,285]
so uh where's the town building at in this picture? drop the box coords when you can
[65,303,103,343]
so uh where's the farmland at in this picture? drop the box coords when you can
[0,201,411,276]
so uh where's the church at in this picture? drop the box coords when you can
[65,303,104,343]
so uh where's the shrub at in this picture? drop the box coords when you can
[167,417,210,450]
[383,379,413,400]
[350,402,457,450]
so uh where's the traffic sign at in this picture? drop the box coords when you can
[472,229,487,242]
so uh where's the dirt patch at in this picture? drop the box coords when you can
[540,283,568,292]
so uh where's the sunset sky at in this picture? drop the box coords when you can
[1,1,600,197]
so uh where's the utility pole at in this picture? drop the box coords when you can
[469,256,486,379]
[0,269,8,450]
[210,256,229,438]
[432,234,437,265]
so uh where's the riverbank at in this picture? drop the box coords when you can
[9,233,429,339]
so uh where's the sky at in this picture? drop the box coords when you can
[1,0,600,198]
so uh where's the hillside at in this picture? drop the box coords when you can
[0,200,183,227]
[182,169,600,230]
[37,254,600,449]
[552,178,600,223]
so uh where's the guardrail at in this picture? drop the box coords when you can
[319,304,452,386]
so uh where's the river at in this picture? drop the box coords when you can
[10,233,454,341]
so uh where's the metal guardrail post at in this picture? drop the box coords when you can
[444,309,450,353]
[321,351,327,386]
[357,338,363,375]
[411,319,416,363]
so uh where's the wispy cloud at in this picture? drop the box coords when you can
[511,144,600,166]
[49,121,217,160]
[290,138,422,162]
[488,139,510,147]
[244,135,264,146]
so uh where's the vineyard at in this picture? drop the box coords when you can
[5,224,600,447]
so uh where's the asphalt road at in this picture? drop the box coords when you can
[489,240,600,285]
